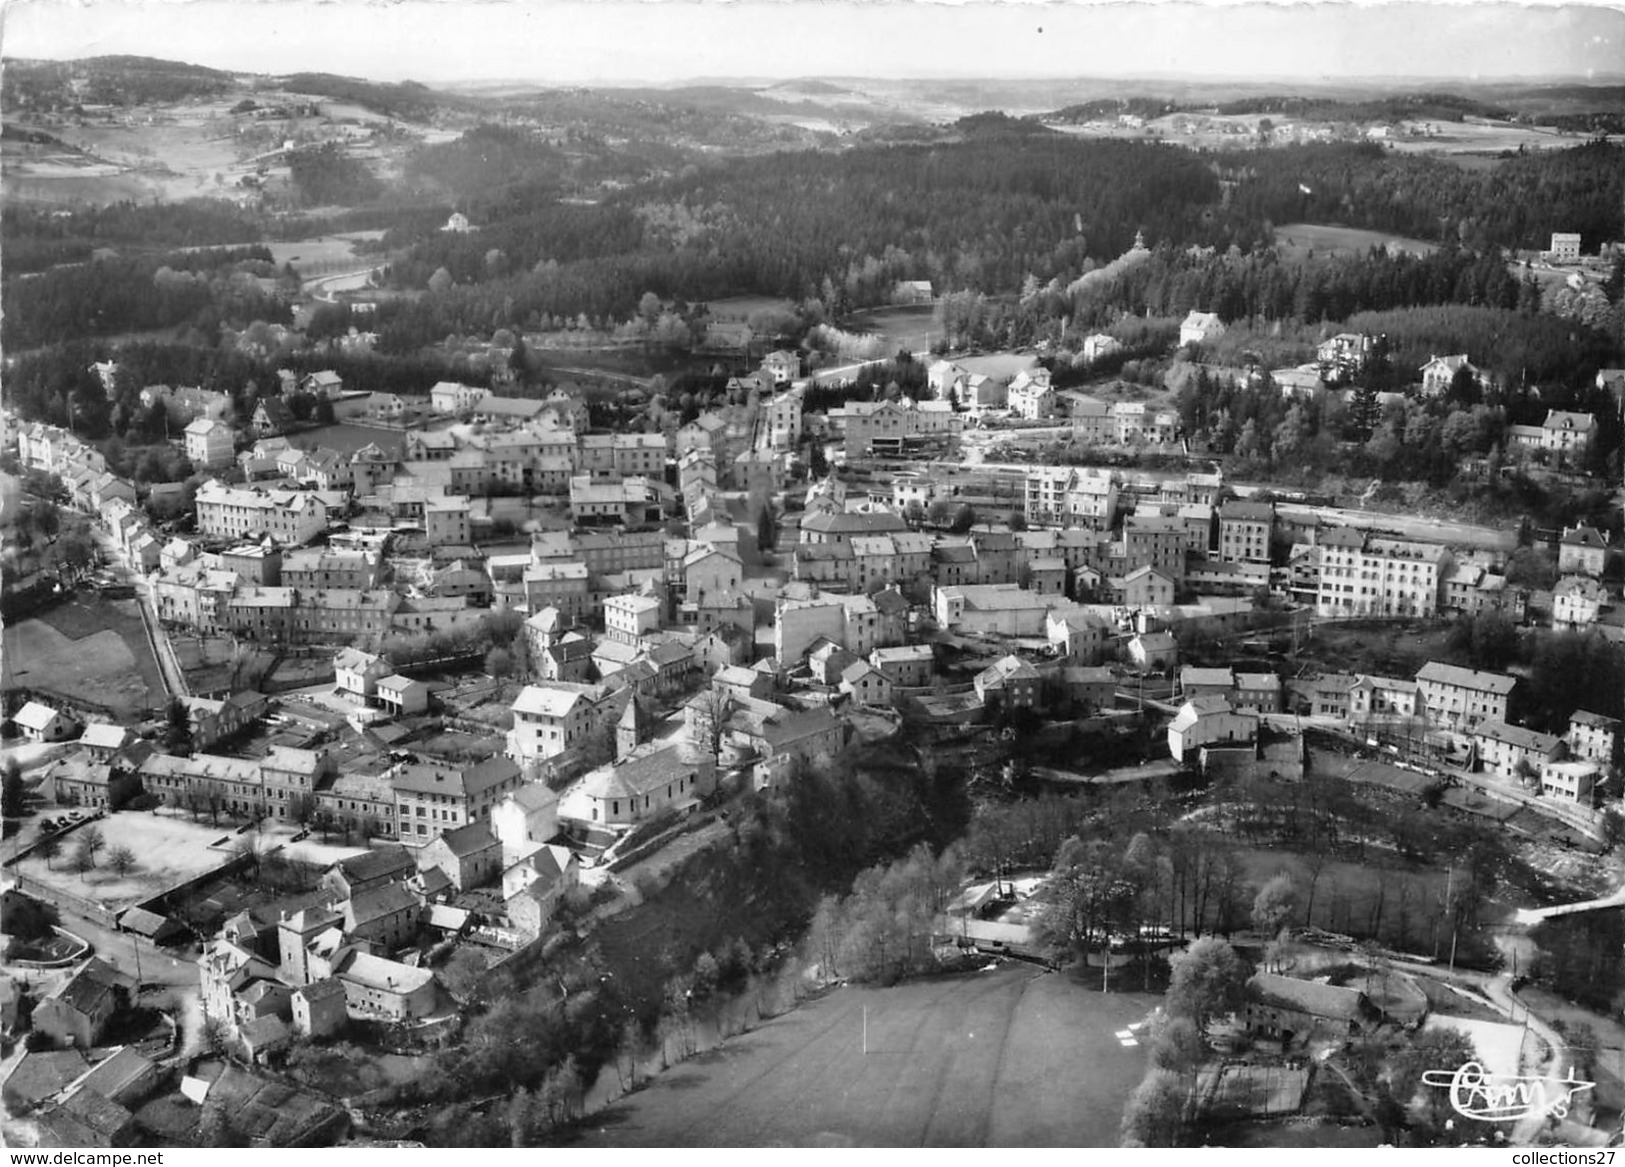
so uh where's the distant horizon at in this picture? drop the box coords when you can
[6,1,1624,88]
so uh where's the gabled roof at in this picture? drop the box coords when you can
[1561,525,1606,549]
[580,745,696,800]
[430,820,500,860]
[1571,709,1621,730]
[1416,661,1517,695]
[14,701,66,732]
[78,723,129,750]
[345,880,421,926]
[1248,971,1369,1022]
[511,682,606,718]
[329,844,415,886]
[1472,720,1564,755]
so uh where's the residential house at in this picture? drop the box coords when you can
[1233,672,1283,715]
[30,960,133,1049]
[321,845,417,902]
[1128,631,1179,672]
[1007,368,1056,420]
[1540,760,1601,806]
[301,370,344,399]
[1217,501,1275,565]
[13,702,78,743]
[1168,696,1257,763]
[839,661,893,707]
[1116,565,1176,607]
[507,682,610,765]
[1553,576,1606,629]
[505,847,580,939]
[1080,334,1123,364]
[1415,662,1516,732]
[391,755,525,844]
[340,881,423,951]
[1180,667,1235,701]
[375,675,431,719]
[291,979,348,1039]
[974,655,1043,710]
[1179,310,1225,347]
[416,821,503,891]
[1472,720,1565,782]
[1419,354,1478,398]
[334,648,391,701]
[490,784,561,861]
[870,644,935,689]
[1245,972,1375,1044]
[1567,710,1619,765]
[1542,411,1597,462]
[1558,526,1608,578]
[184,418,235,469]
[1316,528,1452,618]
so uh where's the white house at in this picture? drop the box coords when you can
[13,701,78,743]
[1179,310,1225,348]
[1167,696,1257,762]
[184,418,235,469]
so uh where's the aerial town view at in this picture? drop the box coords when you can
[2,0,1624,1151]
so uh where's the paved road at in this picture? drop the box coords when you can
[1513,883,1625,926]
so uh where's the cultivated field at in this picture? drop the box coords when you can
[13,811,243,910]
[1,597,167,718]
[578,964,1157,1147]
[1274,222,1438,261]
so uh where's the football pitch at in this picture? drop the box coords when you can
[578,964,1156,1147]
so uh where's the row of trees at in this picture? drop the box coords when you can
[801,843,967,984]
[2,246,286,350]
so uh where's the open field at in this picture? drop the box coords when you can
[1,597,167,718]
[954,351,1042,380]
[294,422,410,456]
[1274,222,1438,261]
[577,964,1156,1147]
[706,295,795,322]
[266,235,367,269]
[11,811,244,910]
[847,304,941,354]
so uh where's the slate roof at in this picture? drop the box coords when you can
[1247,972,1370,1023]
[431,821,500,860]
[1416,661,1517,695]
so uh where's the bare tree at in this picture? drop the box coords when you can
[107,845,138,878]
[688,688,732,765]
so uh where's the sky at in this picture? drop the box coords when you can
[4,0,1624,86]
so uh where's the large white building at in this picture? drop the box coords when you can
[507,682,610,764]
[1315,528,1453,618]
[185,418,235,469]
[195,481,329,546]
[1415,661,1516,732]
[1024,466,1119,531]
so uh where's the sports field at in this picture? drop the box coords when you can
[578,964,1156,1147]
[1,597,167,718]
